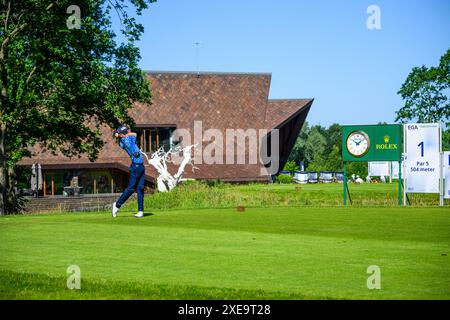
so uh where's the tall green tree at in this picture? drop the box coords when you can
[304,126,327,171]
[0,0,155,214]
[288,123,344,171]
[288,121,309,166]
[443,129,450,151]
[322,123,342,171]
[325,144,342,172]
[395,49,449,124]
[324,123,342,155]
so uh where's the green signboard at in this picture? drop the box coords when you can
[342,124,403,162]
[341,124,403,206]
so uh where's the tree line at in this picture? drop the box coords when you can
[284,48,449,179]
[285,120,450,179]
[285,122,368,178]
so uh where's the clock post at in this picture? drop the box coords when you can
[343,162,347,205]
[342,124,403,206]
[398,157,402,206]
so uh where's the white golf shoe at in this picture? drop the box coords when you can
[134,211,144,218]
[112,202,119,218]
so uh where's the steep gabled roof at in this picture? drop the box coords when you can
[264,99,313,129]
[130,72,272,129]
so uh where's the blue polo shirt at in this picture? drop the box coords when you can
[119,135,144,165]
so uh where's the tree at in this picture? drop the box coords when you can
[288,121,309,165]
[395,49,450,124]
[288,122,344,171]
[443,128,450,151]
[346,162,368,180]
[0,0,155,214]
[304,126,327,170]
[325,144,342,171]
[282,160,299,176]
[324,123,342,156]
[322,123,343,171]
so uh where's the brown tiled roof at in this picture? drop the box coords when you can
[131,71,272,129]
[264,99,313,129]
[19,71,312,182]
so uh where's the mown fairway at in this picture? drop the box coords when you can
[1,183,449,299]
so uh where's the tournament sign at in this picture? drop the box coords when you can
[403,123,441,194]
[342,125,403,162]
[342,124,403,205]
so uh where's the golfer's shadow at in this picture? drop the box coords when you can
[142,212,154,217]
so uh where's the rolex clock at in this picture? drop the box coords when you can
[346,131,370,157]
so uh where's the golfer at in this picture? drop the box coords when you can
[112,125,145,218]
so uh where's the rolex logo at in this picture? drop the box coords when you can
[383,135,390,143]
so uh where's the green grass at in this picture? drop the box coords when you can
[126,182,445,212]
[1,193,450,299]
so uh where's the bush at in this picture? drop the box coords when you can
[275,175,293,184]
[346,162,368,180]
[205,179,225,187]
[283,160,299,175]
[179,179,198,187]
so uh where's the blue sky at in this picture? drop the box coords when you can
[113,0,450,127]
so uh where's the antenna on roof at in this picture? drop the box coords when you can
[194,41,202,77]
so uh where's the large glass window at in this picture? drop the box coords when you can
[40,169,131,196]
[79,171,93,194]
[87,170,113,194]
[44,174,52,195]
[78,170,129,194]
[137,127,174,153]
[54,174,64,195]
[96,174,109,194]
[42,172,64,196]
[159,129,171,151]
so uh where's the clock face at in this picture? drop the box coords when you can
[346,131,370,157]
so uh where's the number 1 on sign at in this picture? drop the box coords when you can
[418,141,424,157]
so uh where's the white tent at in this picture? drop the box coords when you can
[294,171,308,184]
[308,172,318,183]
[335,172,344,183]
[319,171,333,183]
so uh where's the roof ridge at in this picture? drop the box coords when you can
[268,98,314,102]
[144,70,272,76]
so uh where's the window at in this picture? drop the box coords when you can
[42,169,130,195]
[44,174,53,195]
[96,175,109,194]
[79,171,93,194]
[137,127,174,153]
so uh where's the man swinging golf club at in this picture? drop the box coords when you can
[112,125,145,218]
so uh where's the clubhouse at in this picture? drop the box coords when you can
[18,71,313,195]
